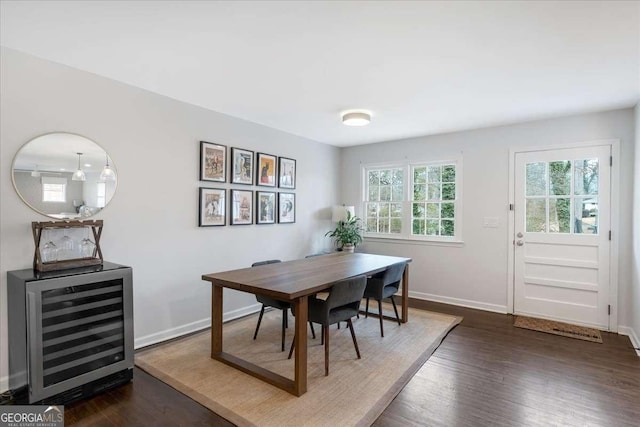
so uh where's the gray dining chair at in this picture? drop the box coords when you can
[363,261,407,337]
[251,260,315,351]
[288,275,367,376]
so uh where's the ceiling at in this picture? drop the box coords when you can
[1,1,639,147]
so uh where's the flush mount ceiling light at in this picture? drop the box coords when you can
[342,111,371,126]
[72,152,86,181]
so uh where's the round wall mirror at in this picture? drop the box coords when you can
[12,132,118,219]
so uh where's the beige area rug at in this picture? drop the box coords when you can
[136,306,461,427]
[514,316,603,343]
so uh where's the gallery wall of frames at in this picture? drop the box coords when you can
[198,141,296,227]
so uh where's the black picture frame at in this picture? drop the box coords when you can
[199,187,226,227]
[256,152,277,187]
[230,147,254,185]
[278,192,295,223]
[256,191,276,224]
[230,189,253,225]
[278,157,296,189]
[200,141,227,182]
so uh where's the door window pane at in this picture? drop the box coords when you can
[526,162,546,196]
[574,197,598,234]
[574,159,598,195]
[549,198,571,233]
[526,199,546,232]
[549,161,571,195]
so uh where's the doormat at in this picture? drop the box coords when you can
[514,316,603,343]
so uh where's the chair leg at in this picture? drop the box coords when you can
[287,336,295,360]
[309,322,316,339]
[284,308,289,329]
[253,305,265,340]
[321,325,324,346]
[378,299,384,337]
[281,308,287,352]
[324,323,330,376]
[365,298,370,318]
[390,295,401,325]
[347,318,361,359]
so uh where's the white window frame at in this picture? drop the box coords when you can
[41,177,67,203]
[96,182,106,208]
[361,157,463,244]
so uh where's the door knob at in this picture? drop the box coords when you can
[517,232,523,238]
[516,240,524,246]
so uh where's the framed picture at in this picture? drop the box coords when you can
[278,192,295,223]
[199,188,226,227]
[231,147,254,185]
[256,191,276,224]
[256,152,277,187]
[278,157,296,189]
[230,189,253,225]
[200,141,227,182]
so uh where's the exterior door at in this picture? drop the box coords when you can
[514,145,611,329]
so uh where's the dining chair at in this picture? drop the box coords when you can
[288,275,367,376]
[251,260,315,351]
[363,261,407,337]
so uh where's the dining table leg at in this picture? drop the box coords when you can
[401,264,409,323]
[211,284,223,357]
[293,295,308,396]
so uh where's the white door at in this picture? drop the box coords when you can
[514,145,611,329]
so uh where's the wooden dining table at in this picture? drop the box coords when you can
[201,252,412,396]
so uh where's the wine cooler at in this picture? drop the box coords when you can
[7,262,133,404]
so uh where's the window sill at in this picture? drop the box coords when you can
[364,236,465,248]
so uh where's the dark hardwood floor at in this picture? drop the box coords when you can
[65,300,640,426]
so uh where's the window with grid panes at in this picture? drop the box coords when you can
[411,164,457,236]
[365,167,403,234]
[42,183,66,203]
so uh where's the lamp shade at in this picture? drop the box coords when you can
[332,205,355,222]
[72,153,86,181]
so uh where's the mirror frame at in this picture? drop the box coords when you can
[11,132,118,219]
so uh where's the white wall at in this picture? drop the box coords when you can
[630,103,640,353]
[341,109,636,328]
[0,48,340,389]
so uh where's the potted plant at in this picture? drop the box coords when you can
[325,211,363,253]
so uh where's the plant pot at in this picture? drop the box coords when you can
[342,244,355,253]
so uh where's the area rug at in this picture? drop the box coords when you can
[514,316,603,343]
[136,307,461,427]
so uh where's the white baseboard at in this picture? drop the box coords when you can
[135,303,262,349]
[618,326,640,357]
[409,291,508,314]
